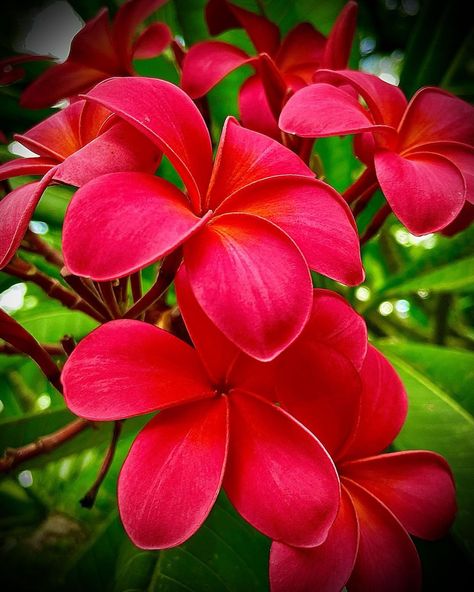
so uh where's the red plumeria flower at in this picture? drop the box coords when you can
[61,267,341,551]
[280,69,474,234]
[21,0,171,109]
[62,76,363,360]
[181,0,357,141]
[270,345,457,592]
[0,99,159,268]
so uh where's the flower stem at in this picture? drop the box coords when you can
[23,230,64,267]
[360,203,392,245]
[0,418,91,473]
[61,271,112,321]
[343,168,378,205]
[80,420,123,509]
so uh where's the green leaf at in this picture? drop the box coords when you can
[114,493,269,592]
[377,344,474,559]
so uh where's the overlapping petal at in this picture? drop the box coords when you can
[224,390,340,546]
[343,345,407,460]
[84,77,213,209]
[322,1,358,70]
[63,172,209,280]
[132,22,172,59]
[238,74,280,140]
[183,212,312,361]
[207,118,313,210]
[0,157,56,181]
[275,23,326,81]
[270,488,359,592]
[118,397,228,549]
[344,479,422,592]
[374,150,466,234]
[181,41,251,99]
[217,175,363,285]
[62,319,213,421]
[341,451,456,540]
[0,168,56,269]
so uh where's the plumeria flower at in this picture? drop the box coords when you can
[61,267,342,551]
[0,99,159,268]
[21,0,171,109]
[62,76,363,360]
[181,0,357,141]
[270,345,457,592]
[280,69,474,234]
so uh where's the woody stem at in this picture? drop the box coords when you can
[360,203,392,245]
[343,167,378,205]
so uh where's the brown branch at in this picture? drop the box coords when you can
[130,271,142,303]
[0,342,64,356]
[0,418,91,473]
[97,281,122,319]
[23,230,64,267]
[123,250,182,319]
[4,257,106,323]
[80,420,123,509]
[61,271,112,321]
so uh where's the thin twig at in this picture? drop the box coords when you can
[61,271,113,321]
[80,420,123,509]
[360,204,392,245]
[23,230,64,267]
[130,271,142,303]
[0,342,64,356]
[97,281,122,319]
[343,168,377,205]
[0,419,91,473]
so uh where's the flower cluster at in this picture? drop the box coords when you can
[1,0,468,590]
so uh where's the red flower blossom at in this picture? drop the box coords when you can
[181,0,357,140]
[62,76,363,360]
[280,69,474,234]
[270,345,457,592]
[61,269,343,551]
[21,0,171,109]
[0,99,159,268]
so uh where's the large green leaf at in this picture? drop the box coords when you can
[114,493,269,592]
[378,345,474,559]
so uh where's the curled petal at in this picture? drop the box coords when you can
[341,451,456,541]
[132,22,171,59]
[207,118,313,210]
[303,289,367,370]
[0,157,56,181]
[53,121,159,187]
[183,212,313,361]
[0,169,56,269]
[270,488,359,592]
[343,345,407,461]
[181,41,251,98]
[276,342,361,459]
[217,175,364,285]
[279,83,394,138]
[239,74,280,140]
[63,172,208,280]
[84,77,213,210]
[399,87,474,151]
[276,23,326,81]
[375,150,466,234]
[225,390,340,546]
[314,69,407,128]
[344,479,422,592]
[62,319,213,421]
[119,397,228,549]
[322,1,358,70]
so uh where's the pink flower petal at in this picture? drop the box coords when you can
[217,175,364,285]
[183,212,312,361]
[275,23,326,82]
[276,342,361,459]
[84,77,213,210]
[54,121,159,187]
[344,479,422,592]
[132,22,171,59]
[270,488,359,592]
[181,41,251,98]
[63,172,208,280]
[374,149,466,234]
[207,118,312,211]
[0,157,56,181]
[343,345,407,461]
[341,451,456,540]
[399,87,474,151]
[279,83,394,138]
[303,289,368,370]
[118,397,228,549]
[225,390,340,546]
[314,69,407,127]
[239,74,280,140]
[206,0,280,55]
[322,1,359,70]
[62,319,213,421]
[0,168,56,269]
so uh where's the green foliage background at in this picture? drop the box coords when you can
[0,0,473,590]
